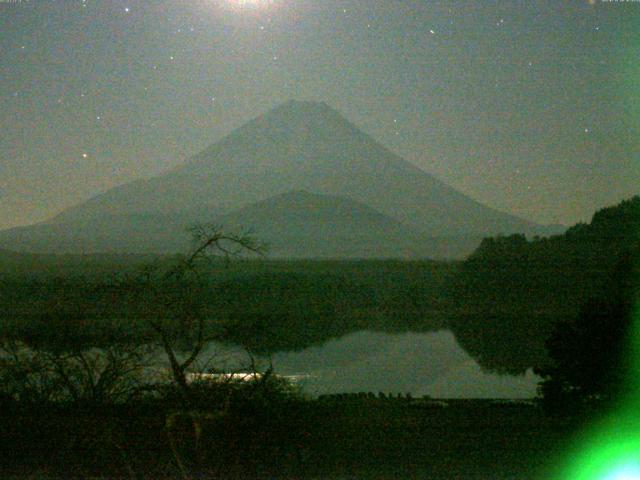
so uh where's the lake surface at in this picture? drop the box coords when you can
[203,330,540,398]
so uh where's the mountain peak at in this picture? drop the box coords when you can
[256,99,349,129]
[275,99,334,114]
[30,100,546,251]
[280,99,329,108]
[186,100,363,170]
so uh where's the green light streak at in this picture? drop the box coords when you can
[556,304,640,480]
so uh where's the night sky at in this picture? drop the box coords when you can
[1,0,638,230]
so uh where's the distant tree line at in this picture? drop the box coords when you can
[449,196,639,408]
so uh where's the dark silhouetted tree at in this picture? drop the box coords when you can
[450,195,640,375]
[535,252,638,415]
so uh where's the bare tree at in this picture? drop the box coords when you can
[139,224,266,479]
[0,338,152,405]
[148,224,265,399]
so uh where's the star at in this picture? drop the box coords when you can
[124,7,130,13]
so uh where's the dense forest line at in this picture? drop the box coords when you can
[450,195,640,373]
[0,257,454,355]
[1,196,638,373]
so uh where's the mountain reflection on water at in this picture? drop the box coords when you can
[203,330,539,399]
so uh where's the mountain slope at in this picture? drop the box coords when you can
[0,191,484,258]
[0,100,556,257]
[217,190,435,258]
[0,213,190,254]
[49,101,544,236]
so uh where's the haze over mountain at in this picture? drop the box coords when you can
[0,101,560,258]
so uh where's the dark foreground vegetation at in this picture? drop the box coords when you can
[1,389,569,480]
[0,196,638,478]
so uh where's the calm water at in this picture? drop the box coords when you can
[202,330,540,398]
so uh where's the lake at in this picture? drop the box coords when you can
[201,330,540,398]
